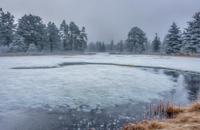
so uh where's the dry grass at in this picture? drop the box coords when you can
[147,102,185,119]
[165,105,184,118]
[124,102,200,130]
[175,113,200,123]
[124,121,166,130]
[148,121,166,129]
[188,102,200,112]
[124,123,148,130]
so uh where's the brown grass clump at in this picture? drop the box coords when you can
[124,123,148,130]
[175,111,200,124]
[124,111,200,130]
[148,121,166,129]
[165,105,184,118]
[188,102,200,112]
[123,101,200,130]
[124,121,166,130]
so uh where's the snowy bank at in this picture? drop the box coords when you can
[1,54,200,73]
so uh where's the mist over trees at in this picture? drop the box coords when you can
[0,7,200,55]
[88,12,200,55]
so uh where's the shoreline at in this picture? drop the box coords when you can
[0,52,200,58]
[123,102,200,130]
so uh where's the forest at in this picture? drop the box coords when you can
[0,8,200,55]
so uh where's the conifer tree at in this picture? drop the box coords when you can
[152,33,161,53]
[47,22,61,52]
[126,27,147,53]
[9,34,26,52]
[60,20,70,50]
[78,27,87,51]
[0,8,15,46]
[17,14,48,51]
[117,40,124,52]
[69,22,80,51]
[164,22,182,54]
[183,12,200,53]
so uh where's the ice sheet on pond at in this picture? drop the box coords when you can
[0,54,200,129]
[0,65,175,111]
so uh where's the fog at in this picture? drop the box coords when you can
[1,0,200,42]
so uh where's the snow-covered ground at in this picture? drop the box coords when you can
[1,53,200,72]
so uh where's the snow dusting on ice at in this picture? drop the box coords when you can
[0,54,199,111]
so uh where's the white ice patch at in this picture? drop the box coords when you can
[0,54,199,111]
[0,63,175,111]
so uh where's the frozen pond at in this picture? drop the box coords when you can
[0,55,200,130]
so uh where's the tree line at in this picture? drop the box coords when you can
[0,8,87,53]
[88,12,200,55]
[0,8,200,55]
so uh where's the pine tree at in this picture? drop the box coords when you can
[95,41,101,52]
[17,14,48,51]
[117,40,124,52]
[126,27,147,53]
[78,27,87,51]
[101,42,106,52]
[164,22,182,54]
[108,40,114,52]
[183,12,200,53]
[47,22,61,52]
[0,8,15,46]
[152,33,161,53]
[9,34,26,52]
[69,22,80,51]
[95,41,106,52]
[60,20,70,50]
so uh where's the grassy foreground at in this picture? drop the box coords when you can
[123,102,200,130]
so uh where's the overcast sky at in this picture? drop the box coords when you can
[1,0,200,43]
